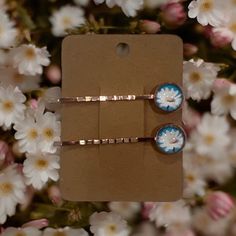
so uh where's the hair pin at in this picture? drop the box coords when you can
[55,124,186,155]
[50,83,184,112]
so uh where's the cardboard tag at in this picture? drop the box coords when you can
[60,35,183,201]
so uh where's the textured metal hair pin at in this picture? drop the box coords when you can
[51,83,184,113]
[55,124,186,155]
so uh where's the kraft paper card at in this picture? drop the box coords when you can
[60,35,183,201]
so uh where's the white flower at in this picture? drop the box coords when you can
[0,67,41,92]
[43,227,88,236]
[14,111,41,154]
[211,83,236,119]
[89,211,130,236]
[0,10,17,48]
[0,85,26,128]
[50,5,85,37]
[193,208,233,236]
[23,152,60,190]
[14,106,60,154]
[94,0,143,17]
[74,0,90,6]
[93,0,117,8]
[183,59,220,101]
[190,113,230,159]
[183,169,206,198]
[108,202,141,220]
[213,11,236,51]
[188,0,225,27]
[37,111,61,153]
[148,200,191,229]
[1,227,42,236]
[11,44,50,76]
[0,165,26,224]
[116,0,144,17]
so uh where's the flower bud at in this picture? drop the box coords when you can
[206,191,234,220]
[139,20,161,34]
[161,2,186,27]
[184,43,198,57]
[22,219,49,229]
[46,65,61,84]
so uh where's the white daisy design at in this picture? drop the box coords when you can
[0,10,18,48]
[155,83,183,112]
[50,5,85,37]
[211,83,236,119]
[148,200,191,229]
[108,202,141,220]
[190,113,230,159]
[43,227,88,236]
[14,111,41,154]
[0,85,26,128]
[23,152,60,190]
[0,165,26,224]
[0,67,41,92]
[156,125,185,154]
[11,44,50,76]
[188,0,225,27]
[183,59,220,101]
[89,211,130,236]
[1,227,42,236]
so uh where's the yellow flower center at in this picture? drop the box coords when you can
[62,16,72,27]
[53,232,66,236]
[25,47,36,60]
[35,159,48,170]
[230,23,236,33]
[2,100,14,112]
[223,94,235,105]
[28,129,38,140]
[15,232,26,236]
[200,0,213,11]
[190,72,202,83]
[0,182,13,196]
[163,203,173,211]
[187,174,195,182]
[204,134,215,145]
[106,224,117,234]
[43,128,54,140]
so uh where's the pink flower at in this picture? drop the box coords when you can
[206,191,235,220]
[0,141,9,162]
[212,79,232,93]
[183,43,198,57]
[28,99,39,110]
[161,2,186,27]
[22,218,49,229]
[48,185,62,206]
[183,102,201,133]
[46,65,61,84]
[142,202,155,219]
[139,20,161,34]
[210,30,233,48]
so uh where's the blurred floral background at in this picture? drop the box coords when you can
[1,0,236,235]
